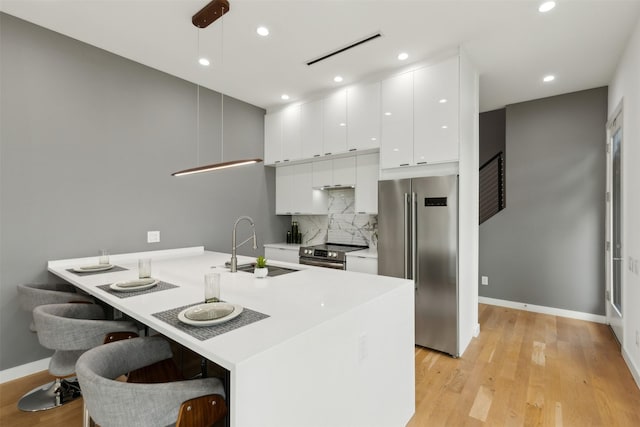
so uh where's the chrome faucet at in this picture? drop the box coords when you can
[230,216,257,272]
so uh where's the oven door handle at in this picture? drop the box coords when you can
[299,258,345,270]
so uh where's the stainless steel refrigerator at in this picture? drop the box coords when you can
[378,175,458,356]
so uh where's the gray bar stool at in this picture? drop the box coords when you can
[76,336,227,427]
[16,283,94,412]
[26,302,138,412]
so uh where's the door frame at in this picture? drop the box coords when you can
[605,100,623,343]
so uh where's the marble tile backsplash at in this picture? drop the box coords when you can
[293,189,378,248]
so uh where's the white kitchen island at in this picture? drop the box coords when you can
[48,247,415,427]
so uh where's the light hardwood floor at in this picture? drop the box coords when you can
[1,304,639,426]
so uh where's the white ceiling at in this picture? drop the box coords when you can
[1,0,639,113]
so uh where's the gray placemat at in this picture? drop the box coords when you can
[97,281,179,298]
[67,265,128,276]
[152,302,269,341]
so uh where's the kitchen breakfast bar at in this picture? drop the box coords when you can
[48,247,415,427]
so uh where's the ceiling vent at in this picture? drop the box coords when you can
[306,32,382,66]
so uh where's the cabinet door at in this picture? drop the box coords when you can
[264,111,282,165]
[323,90,347,156]
[301,99,324,159]
[414,56,459,164]
[265,247,300,264]
[346,256,378,274]
[347,82,380,151]
[332,157,356,187]
[290,163,314,214]
[275,165,293,214]
[355,153,379,214]
[312,159,332,188]
[281,105,301,162]
[380,72,413,169]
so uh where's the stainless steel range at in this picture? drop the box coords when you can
[299,243,369,270]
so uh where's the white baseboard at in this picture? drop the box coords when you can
[622,347,640,390]
[0,357,50,384]
[479,296,607,324]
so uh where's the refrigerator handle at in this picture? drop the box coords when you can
[404,192,410,279]
[411,192,418,289]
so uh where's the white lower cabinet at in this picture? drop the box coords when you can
[265,247,300,264]
[346,255,378,274]
[276,163,327,215]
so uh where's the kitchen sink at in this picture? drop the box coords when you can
[234,263,300,277]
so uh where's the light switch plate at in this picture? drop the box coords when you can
[147,230,160,243]
[481,276,489,286]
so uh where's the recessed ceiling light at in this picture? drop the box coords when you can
[333,75,343,83]
[397,52,409,61]
[441,125,448,129]
[339,123,346,127]
[370,137,377,141]
[198,57,210,66]
[538,1,556,13]
[384,112,392,116]
[281,94,290,100]
[543,75,555,82]
[393,148,399,152]
[256,26,269,36]
[439,98,448,104]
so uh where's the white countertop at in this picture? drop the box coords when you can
[265,242,378,259]
[49,246,395,370]
[347,247,378,259]
[263,243,300,250]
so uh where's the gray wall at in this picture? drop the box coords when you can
[479,108,506,166]
[0,13,289,370]
[479,87,607,314]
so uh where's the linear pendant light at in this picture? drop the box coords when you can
[172,0,263,177]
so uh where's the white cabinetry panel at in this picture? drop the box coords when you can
[347,256,378,274]
[301,99,324,159]
[265,247,299,264]
[380,72,413,169]
[281,105,301,162]
[347,82,380,151]
[355,153,379,214]
[264,111,282,165]
[323,90,347,155]
[414,56,459,164]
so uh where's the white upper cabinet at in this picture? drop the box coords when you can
[323,89,347,156]
[264,111,282,165]
[347,82,380,152]
[332,157,356,187]
[301,99,324,159]
[276,163,327,215]
[355,153,379,214]
[380,71,414,169]
[312,160,332,188]
[281,104,302,162]
[414,56,459,164]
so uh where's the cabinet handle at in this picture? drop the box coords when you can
[348,148,357,152]
[416,161,427,165]
[294,212,301,214]
[324,152,332,156]
[334,184,341,187]
[275,161,281,164]
[313,154,321,157]
[400,163,410,166]
[358,211,366,214]
[284,159,290,162]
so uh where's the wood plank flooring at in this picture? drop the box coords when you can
[1,304,639,426]
[407,304,640,427]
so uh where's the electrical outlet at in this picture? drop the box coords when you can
[481,276,489,286]
[147,230,160,243]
